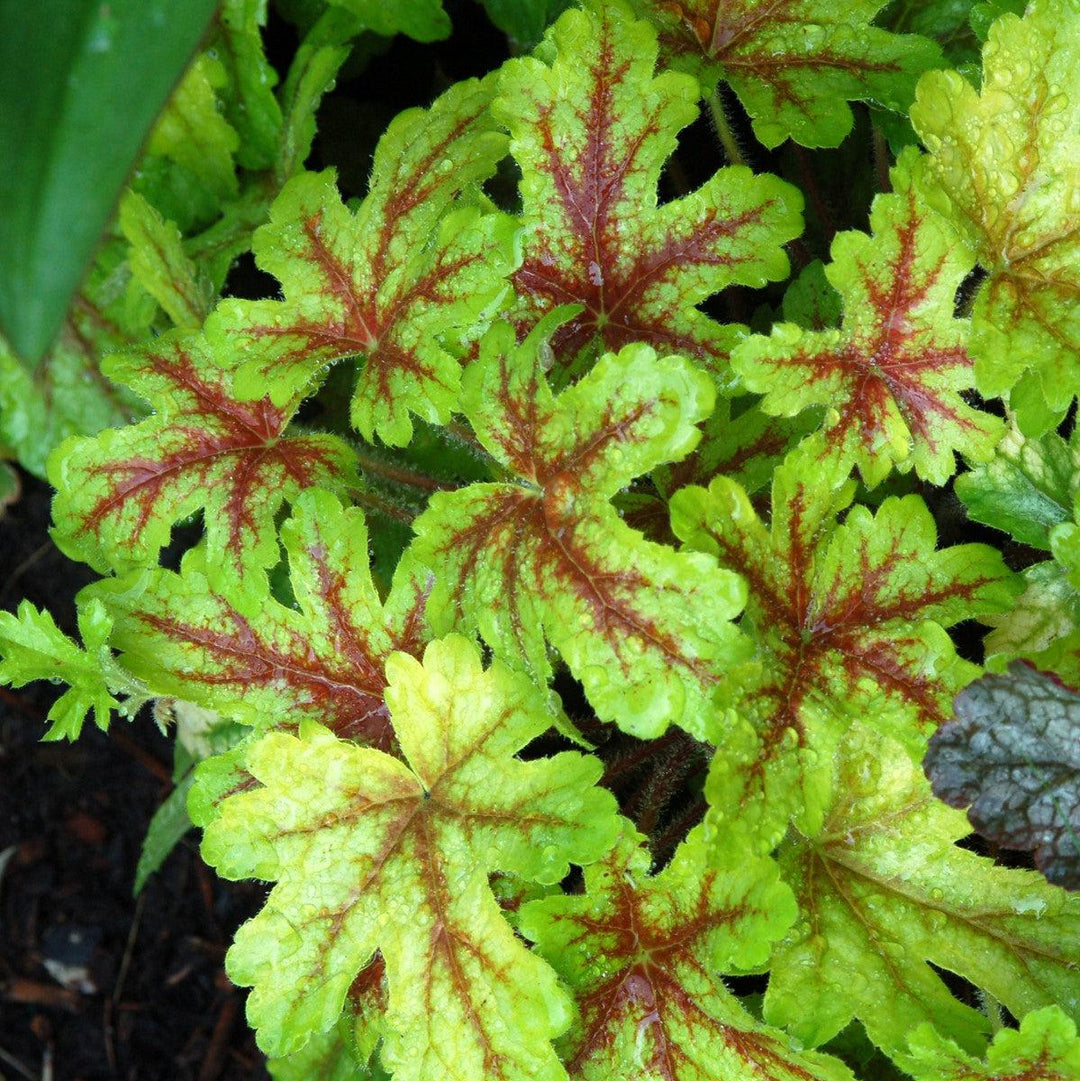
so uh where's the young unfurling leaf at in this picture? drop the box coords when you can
[519,824,853,1081]
[49,333,357,583]
[766,725,1080,1059]
[496,2,802,376]
[87,489,432,750]
[213,76,519,445]
[626,0,941,148]
[733,150,1001,487]
[925,662,1080,891]
[201,635,620,1074]
[671,436,1017,846]
[412,317,749,740]
[911,0,1080,434]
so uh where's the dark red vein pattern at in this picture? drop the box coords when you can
[520,829,849,1080]
[671,437,1017,841]
[212,75,517,444]
[413,325,748,740]
[51,334,356,583]
[630,0,940,147]
[494,3,802,376]
[733,153,1001,487]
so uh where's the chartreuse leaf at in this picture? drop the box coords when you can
[495,2,802,376]
[766,724,1080,1059]
[926,662,1080,891]
[213,75,518,445]
[200,634,620,1071]
[519,823,853,1081]
[733,149,1001,487]
[412,316,749,740]
[0,0,219,365]
[625,0,941,148]
[0,599,133,740]
[910,0,1080,434]
[87,489,433,749]
[49,332,358,583]
[904,1006,1080,1081]
[670,435,1017,847]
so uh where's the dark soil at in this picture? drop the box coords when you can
[0,473,269,1081]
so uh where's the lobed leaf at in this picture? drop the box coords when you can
[201,634,620,1072]
[766,724,1080,1059]
[214,75,519,445]
[412,317,749,740]
[495,1,802,376]
[911,0,1080,434]
[671,435,1018,846]
[925,662,1080,891]
[88,489,432,750]
[0,599,122,741]
[626,0,941,148]
[733,149,1001,488]
[49,332,357,583]
[903,1006,1080,1081]
[520,823,853,1081]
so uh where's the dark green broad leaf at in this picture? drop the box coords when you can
[0,0,220,366]
[925,662,1080,891]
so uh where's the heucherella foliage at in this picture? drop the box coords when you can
[4,2,1080,1080]
[413,313,749,740]
[626,0,942,147]
[733,149,1002,487]
[496,1,803,375]
[671,435,1016,847]
[911,0,1080,435]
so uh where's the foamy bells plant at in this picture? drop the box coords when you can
[2,2,1080,1078]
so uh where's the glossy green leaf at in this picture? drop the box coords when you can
[734,149,1001,487]
[213,75,518,445]
[766,724,1080,1059]
[49,332,358,583]
[412,317,749,740]
[0,0,219,365]
[201,634,620,1070]
[904,1006,1080,1080]
[520,823,853,1080]
[330,0,451,40]
[671,435,1018,846]
[0,598,122,740]
[911,0,1080,434]
[626,0,942,147]
[496,2,802,377]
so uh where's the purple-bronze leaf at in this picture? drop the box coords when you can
[926,661,1080,891]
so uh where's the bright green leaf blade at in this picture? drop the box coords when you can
[671,435,1019,847]
[0,0,220,365]
[49,332,358,583]
[903,1006,1080,1080]
[911,0,1080,433]
[213,74,518,446]
[733,149,1001,487]
[955,423,1080,551]
[88,489,434,748]
[133,772,195,895]
[412,320,750,740]
[520,823,853,1080]
[626,0,942,147]
[496,2,802,377]
[329,0,451,40]
[765,724,1080,1059]
[201,635,620,1070]
[0,598,121,740]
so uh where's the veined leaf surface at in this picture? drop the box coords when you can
[50,333,357,583]
[412,318,749,740]
[201,635,620,1074]
[496,2,802,376]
